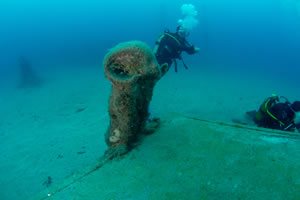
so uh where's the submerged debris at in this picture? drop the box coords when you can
[43,176,52,188]
[77,151,86,155]
[75,107,86,113]
[18,56,42,88]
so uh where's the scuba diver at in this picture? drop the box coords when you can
[154,25,200,75]
[246,95,300,132]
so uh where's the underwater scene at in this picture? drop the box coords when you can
[0,0,300,199]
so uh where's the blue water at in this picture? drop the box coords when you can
[0,0,300,199]
[1,0,299,74]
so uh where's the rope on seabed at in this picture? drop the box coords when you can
[36,155,112,200]
[172,112,300,140]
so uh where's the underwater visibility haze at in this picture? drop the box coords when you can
[0,0,300,199]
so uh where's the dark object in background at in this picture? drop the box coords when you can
[18,57,42,88]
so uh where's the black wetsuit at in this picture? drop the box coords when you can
[154,30,197,71]
[254,98,296,131]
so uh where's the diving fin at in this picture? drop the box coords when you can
[295,123,300,130]
[245,110,257,120]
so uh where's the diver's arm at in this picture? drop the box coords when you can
[182,41,199,54]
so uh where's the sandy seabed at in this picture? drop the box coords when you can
[0,64,299,200]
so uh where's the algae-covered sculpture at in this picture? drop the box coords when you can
[103,41,165,158]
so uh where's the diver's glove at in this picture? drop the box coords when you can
[194,47,200,53]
